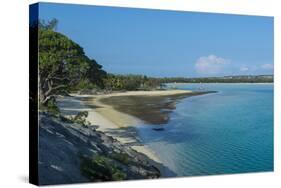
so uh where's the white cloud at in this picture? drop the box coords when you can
[195,55,230,75]
[261,63,273,70]
[240,66,249,72]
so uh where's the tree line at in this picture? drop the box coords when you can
[155,75,273,83]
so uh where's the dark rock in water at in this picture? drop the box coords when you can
[152,127,165,131]
[38,112,160,185]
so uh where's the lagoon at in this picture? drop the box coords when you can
[136,83,273,176]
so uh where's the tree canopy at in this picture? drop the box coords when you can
[38,19,106,105]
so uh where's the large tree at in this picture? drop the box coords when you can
[38,19,106,105]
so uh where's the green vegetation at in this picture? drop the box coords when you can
[111,152,131,165]
[56,111,91,126]
[37,19,106,111]
[104,74,162,91]
[103,74,273,92]
[39,97,60,115]
[80,155,127,181]
[70,111,90,126]
[156,75,273,83]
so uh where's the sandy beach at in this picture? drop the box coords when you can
[86,89,197,126]
[57,90,197,164]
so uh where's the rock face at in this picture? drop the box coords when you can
[38,112,160,185]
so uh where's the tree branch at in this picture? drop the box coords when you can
[45,84,67,96]
[41,95,56,105]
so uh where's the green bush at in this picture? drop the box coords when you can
[80,155,127,181]
[111,152,130,165]
[70,111,90,126]
[39,97,60,115]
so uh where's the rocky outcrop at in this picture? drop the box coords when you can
[38,112,160,185]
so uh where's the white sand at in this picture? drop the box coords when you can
[95,89,193,97]
[71,90,193,129]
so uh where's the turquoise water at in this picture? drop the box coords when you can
[136,83,273,176]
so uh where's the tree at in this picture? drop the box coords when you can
[38,19,106,105]
[39,18,58,30]
[86,59,107,88]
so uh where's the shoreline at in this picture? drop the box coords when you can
[56,89,208,175]
[96,90,214,125]
[84,89,198,126]
[56,92,167,164]
[82,90,201,162]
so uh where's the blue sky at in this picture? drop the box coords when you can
[38,3,274,77]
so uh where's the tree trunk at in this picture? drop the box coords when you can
[39,76,50,105]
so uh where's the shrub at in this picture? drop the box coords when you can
[70,111,90,126]
[39,97,60,115]
[111,152,130,165]
[80,155,127,181]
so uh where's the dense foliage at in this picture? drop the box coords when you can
[103,74,163,91]
[37,19,106,106]
[103,74,273,91]
[80,155,127,181]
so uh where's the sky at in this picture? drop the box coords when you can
[37,3,274,78]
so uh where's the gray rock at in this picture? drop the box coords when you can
[38,112,160,185]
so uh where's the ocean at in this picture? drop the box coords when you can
[136,83,273,176]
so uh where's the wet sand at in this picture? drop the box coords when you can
[99,91,210,125]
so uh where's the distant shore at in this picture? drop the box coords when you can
[166,82,273,84]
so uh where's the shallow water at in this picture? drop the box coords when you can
[136,83,273,176]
